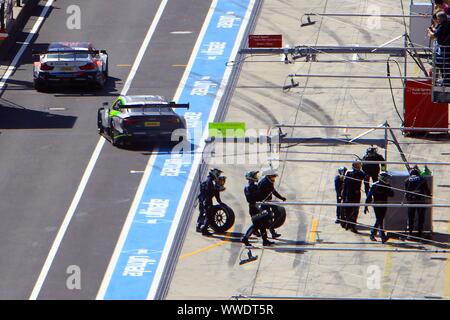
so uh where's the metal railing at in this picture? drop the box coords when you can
[431,44,450,102]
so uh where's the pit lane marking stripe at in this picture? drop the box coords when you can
[309,217,319,243]
[0,0,54,93]
[444,221,450,298]
[97,0,255,300]
[29,0,169,299]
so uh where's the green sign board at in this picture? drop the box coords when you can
[209,122,246,138]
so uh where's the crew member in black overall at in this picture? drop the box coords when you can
[241,171,274,246]
[365,172,394,243]
[257,169,287,239]
[197,168,223,236]
[342,161,370,233]
[334,166,347,224]
[404,168,432,238]
[362,147,386,183]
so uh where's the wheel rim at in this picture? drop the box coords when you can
[214,209,227,227]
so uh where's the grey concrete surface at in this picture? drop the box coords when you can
[167,0,450,300]
[0,0,210,299]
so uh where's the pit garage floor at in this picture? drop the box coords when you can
[167,0,450,300]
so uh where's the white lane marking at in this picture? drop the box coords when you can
[95,151,158,299]
[29,0,169,300]
[147,0,256,300]
[96,0,219,300]
[121,0,169,95]
[29,137,106,300]
[0,0,54,93]
[170,31,193,34]
[48,107,66,111]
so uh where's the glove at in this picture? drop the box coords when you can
[364,207,369,214]
[280,197,287,202]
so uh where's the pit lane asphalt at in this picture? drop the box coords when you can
[0,0,210,299]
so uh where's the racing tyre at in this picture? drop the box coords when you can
[209,203,235,233]
[104,60,109,78]
[266,204,287,229]
[110,128,119,147]
[34,80,47,92]
[97,110,104,134]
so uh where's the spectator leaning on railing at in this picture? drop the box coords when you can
[428,11,450,85]
[435,0,450,15]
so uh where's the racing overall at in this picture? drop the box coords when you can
[362,152,385,183]
[366,181,394,240]
[334,173,345,221]
[404,175,432,236]
[342,169,370,231]
[257,176,286,237]
[197,175,222,233]
[242,181,270,244]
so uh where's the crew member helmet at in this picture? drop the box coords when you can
[378,172,391,184]
[209,168,223,180]
[352,160,362,170]
[245,171,259,182]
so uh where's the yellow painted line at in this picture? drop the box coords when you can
[413,64,419,77]
[380,251,393,297]
[179,241,227,261]
[444,222,450,298]
[116,64,132,67]
[172,64,188,67]
[179,230,234,261]
[309,217,318,243]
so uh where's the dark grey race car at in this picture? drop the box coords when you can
[97,95,189,146]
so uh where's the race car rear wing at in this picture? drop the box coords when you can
[101,102,190,109]
[168,102,190,109]
[32,49,107,56]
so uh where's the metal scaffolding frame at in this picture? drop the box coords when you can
[257,202,450,208]
[303,12,432,19]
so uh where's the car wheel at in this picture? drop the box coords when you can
[34,80,47,92]
[209,203,235,233]
[104,60,109,78]
[111,130,118,146]
[97,111,104,135]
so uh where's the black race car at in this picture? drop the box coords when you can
[97,95,189,146]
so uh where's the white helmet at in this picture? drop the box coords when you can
[261,168,278,177]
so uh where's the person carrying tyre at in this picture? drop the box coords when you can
[334,166,347,224]
[362,147,386,183]
[342,160,370,233]
[197,168,223,236]
[244,170,261,237]
[257,168,287,239]
[364,172,394,243]
[404,167,432,238]
[241,171,274,247]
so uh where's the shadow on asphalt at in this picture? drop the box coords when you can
[0,104,76,129]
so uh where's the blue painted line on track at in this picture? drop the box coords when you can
[103,0,252,299]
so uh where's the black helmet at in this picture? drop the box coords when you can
[245,171,259,182]
[209,168,223,180]
[410,168,420,176]
[338,166,347,175]
[216,176,226,191]
[352,160,362,170]
[378,172,390,184]
[367,147,377,154]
